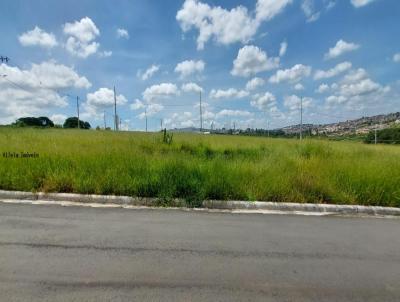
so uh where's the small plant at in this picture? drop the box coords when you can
[162,128,173,145]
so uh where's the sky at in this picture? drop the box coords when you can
[0,0,399,131]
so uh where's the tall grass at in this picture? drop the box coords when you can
[0,128,399,207]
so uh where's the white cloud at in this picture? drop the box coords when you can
[99,51,112,58]
[139,65,160,81]
[255,0,293,21]
[314,61,352,80]
[350,0,376,8]
[301,0,321,23]
[63,17,100,58]
[138,103,164,119]
[143,83,179,102]
[324,39,360,60]
[130,99,145,110]
[209,88,249,99]
[279,41,288,57]
[0,61,90,123]
[393,53,400,63]
[250,92,276,110]
[174,60,205,78]
[176,0,292,50]
[294,83,305,91]
[324,68,391,109]
[50,114,67,125]
[231,45,279,77]
[116,28,129,39]
[216,109,253,118]
[181,82,203,93]
[246,77,265,91]
[18,26,58,49]
[326,1,336,10]
[269,64,312,83]
[283,95,313,111]
[86,87,127,108]
[316,83,330,93]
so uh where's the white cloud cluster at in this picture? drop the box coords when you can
[130,99,146,110]
[316,83,330,93]
[176,0,292,50]
[139,65,160,81]
[269,64,312,83]
[116,28,129,39]
[50,114,67,125]
[164,111,199,128]
[86,87,127,108]
[209,88,249,99]
[324,39,360,60]
[232,45,279,77]
[216,109,253,118]
[350,0,376,8]
[283,95,313,111]
[314,61,352,80]
[174,60,205,78]
[137,103,165,119]
[250,92,276,110]
[393,53,400,63]
[63,17,100,58]
[18,26,58,49]
[246,77,265,91]
[301,0,320,23]
[325,68,390,109]
[142,83,179,102]
[181,82,203,93]
[0,61,91,123]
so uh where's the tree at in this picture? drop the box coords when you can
[63,117,91,129]
[14,117,54,127]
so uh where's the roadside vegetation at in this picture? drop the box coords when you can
[0,128,399,207]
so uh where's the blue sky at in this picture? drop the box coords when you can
[0,0,399,130]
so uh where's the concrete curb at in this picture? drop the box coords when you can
[0,190,399,216]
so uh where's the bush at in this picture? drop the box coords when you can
[63,117,91,129]
[364,128,400,144]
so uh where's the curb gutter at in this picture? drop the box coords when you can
[0,190,399,217]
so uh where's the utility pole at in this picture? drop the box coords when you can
[160,119,163,131]
[300,96,303,141]
[114,86,118,131]
[145,108,148,132]
[199,91,203,132]
[76,96,80,129]
[103,111,106,129]
[233,122,236,132]
[267,121,270,137]
[120,119,122,131]
[375,125,378,145]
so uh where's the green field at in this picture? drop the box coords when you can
[0,128,399,207]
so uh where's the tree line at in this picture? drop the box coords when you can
[11,117,91,129]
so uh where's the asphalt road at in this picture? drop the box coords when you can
[0,202,399,302]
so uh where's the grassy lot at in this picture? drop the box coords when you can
[0,128,399,207]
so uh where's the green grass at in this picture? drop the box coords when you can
[0,128,399,207]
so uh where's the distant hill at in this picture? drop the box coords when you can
[280,112,400,136]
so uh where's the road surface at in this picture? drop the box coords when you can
[0,202,399,301]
